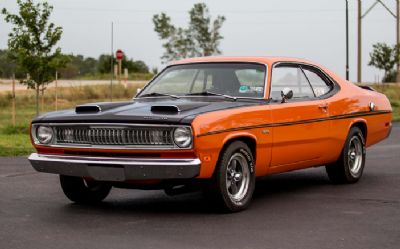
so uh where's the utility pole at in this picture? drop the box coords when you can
[397,0,400,83]
[346,0,350,81]
[357,0,362,83]
[55,71,58,111]
[118,60,122,84]
[41,85,44,113]
[110,22,114,102]
[11,73,16,127]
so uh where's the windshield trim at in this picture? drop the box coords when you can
[135,62,268,100]
[133,95,266,102]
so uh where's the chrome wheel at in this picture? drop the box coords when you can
[348,136,363,176]
[326,127,366,184]
[226,153,250,202]
[204,141,255,212]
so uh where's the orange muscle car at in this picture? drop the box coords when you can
[29,56,392,212]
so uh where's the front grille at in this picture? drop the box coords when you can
[54,126,174,147]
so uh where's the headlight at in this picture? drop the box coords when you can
[173,127,192,148]
[36,126,54,144]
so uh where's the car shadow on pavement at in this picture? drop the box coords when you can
[60,168,331,215]
[254,168,330,198]
[60,191,215,215]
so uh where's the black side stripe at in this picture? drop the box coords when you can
[197,110,392,137]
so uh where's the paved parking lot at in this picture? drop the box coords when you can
[0,123,399,249]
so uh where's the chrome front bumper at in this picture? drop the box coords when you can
[28,153,201,181]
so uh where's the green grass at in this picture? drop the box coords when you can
[0,134,34,156]
[372,84,400,121]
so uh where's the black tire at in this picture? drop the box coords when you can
[326,127,366,184]
[203,141,255,212]
[59,175,112,204]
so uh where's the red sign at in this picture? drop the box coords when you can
[116,49,123,60]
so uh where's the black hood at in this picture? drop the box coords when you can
[32,97,262,125]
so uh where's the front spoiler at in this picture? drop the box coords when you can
[28,153,201,181]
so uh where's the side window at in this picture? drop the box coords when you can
[302,68,332,97]
[270,66,315,101]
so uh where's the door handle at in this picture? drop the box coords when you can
[318,104,328,112]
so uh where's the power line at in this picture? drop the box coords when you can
[357,0,399,83]
[362,0,396,18]
[55,6,359,14]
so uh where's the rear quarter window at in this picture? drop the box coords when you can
[302,68,332,97]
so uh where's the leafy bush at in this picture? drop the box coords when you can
[390,100,400,107]
[82,85,100,99]
[383,70,397,83]
[0,92,12,107]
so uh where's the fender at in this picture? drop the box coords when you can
[220,131,270,177]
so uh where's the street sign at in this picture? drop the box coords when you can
[116,49,123,60]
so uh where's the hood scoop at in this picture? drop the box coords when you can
[75,101,132,114]
[151,105,180,113]
[150,102,209,114]
[75,105,101,113]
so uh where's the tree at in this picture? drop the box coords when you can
[0,49,25,78]
[369,43,400,83]
[153,3,226,63]
[82,57,98,75]
[97,54,150,75]
[97,54,114,74]
[58,54,99,78]
[123,58,149,74]
[2,0,67,115]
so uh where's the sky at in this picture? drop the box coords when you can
[0,0,397,82]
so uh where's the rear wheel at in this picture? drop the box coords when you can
[326,127,366,184]
[59,175,112,204]
[204,141,255,212]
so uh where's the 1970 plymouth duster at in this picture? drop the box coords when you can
[29,56,392,212]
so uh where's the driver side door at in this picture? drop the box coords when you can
[269,63,331,171]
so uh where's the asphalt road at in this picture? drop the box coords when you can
[1,124,399,249]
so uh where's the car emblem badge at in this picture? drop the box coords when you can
[143,116,168,120]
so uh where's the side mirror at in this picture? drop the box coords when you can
[136,88,142,95]
[281,87,293,103]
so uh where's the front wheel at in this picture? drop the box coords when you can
[204,141,255,212]
[326,127,366,184]
[59,175,112,204]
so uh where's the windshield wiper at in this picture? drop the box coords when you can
[139,92,180,99]
[186,91,237,101]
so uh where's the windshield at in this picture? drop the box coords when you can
[138,63,266,98]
